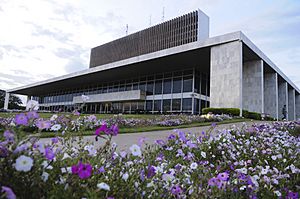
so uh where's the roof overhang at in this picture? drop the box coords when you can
[7,31,300,95]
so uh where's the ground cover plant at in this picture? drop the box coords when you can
[0,110,299,198]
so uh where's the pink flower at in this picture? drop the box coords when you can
[72,162,92,179]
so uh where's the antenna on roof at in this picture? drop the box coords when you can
[126,24,128,35]
[162,7,165,22]
[149,15,152,26]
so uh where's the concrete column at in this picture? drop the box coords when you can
[296,93,300,119]
[264,72,278,119]
[242,60,264,113]
[4,92,10,110]
[210,41,243,116]
[278,81,288,120]
[288,88,295,120]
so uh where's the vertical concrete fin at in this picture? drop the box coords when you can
[4,92,10,110]
[210,41,243,116]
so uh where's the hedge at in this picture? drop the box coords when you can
[202,108,262,120]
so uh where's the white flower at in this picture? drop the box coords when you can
[236,167,248,174]
[41,160,53,170]
[274,190,281,197]
[41,172,49,182]
[240,185,246,190]
[190,162,198,170]
[201,151,206,158]
[261,167,268,175]
[271,155,277,160]
[122,173,129,181]
[81,95,90,102]
[129,144,142,157]
[26,100,39,111]
[50,114,58,121]
[50,124,61,131]
[62,153,71,160]
[97,182,110,191]
[15,155,34,172]
[162,173,174,182]
[84,145,97,156]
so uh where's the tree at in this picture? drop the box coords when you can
[0,90,24,109]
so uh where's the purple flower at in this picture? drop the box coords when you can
[15,113,28,126]
[155,139,166,146]
[178,131,186,142]
[147,165,156,178]
[0,145,9,158]
[140,169,145,181]
[72,162,93,179]
[98,166,105,173]
[211,122,217,127]
[26,111,39,119]
[287,191,299,199]
[35,120,51,130]
[3,130,14,142]
[1,186,16,199]
[95,124,109,136]
[110,124,119,136]
[138,137,146,146]
[208,177,222,188]
[78,163,92,179]
[186,140,197,149]
[217,172,229,181]
[13,144,28,154]
[51,137,59,144]
[168,134,176,140]
[120,151,127,158]
[45,147,55,160]
[170,185,183,196]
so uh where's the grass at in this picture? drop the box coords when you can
[38,118,250,138]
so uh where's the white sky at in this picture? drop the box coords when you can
[0,0,300,98]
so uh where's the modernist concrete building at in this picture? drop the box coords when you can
[4,10,300,120]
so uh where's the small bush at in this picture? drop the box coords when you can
[248,111,262,120]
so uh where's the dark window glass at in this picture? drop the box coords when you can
[195,76,200,93]
[119,84,125,91]
[182,98,192,111]
[154,100,162,112]
[139,82,146,92]
[172,77,182,93]
[133,83,139,90]
[137,101,145,110]
[201,100,207,113]
[131,102,138,112]
[113,85,119,92]
[163,99,171,112]
[125,84,132,91]
[108,86,113,93]
[163,79,172,94]
[207,76,210,97]
[155,80,162,94]
[123,102,131,112]
[201,74,207,95]
[146,81,154,95]
[146,100,153,112]
[183,76,193,92]
[194,98,200,114]
[172,99,181,111]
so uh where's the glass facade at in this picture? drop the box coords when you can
[34,67,210,114]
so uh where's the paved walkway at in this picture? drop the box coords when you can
[39,121,268,151]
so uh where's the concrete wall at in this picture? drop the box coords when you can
[242,60,264,113]
[4,92,9,110]
[278,81,288,120]
[264,72,278,118]
[210,41,243,115]
[296,93,300,119]
[288,88,295,120]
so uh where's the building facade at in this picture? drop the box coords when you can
[4,9,300,120]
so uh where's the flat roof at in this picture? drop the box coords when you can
[8,31,300,94]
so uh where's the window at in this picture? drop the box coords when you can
[182,98,192,111]
[201,74,207,95]
[163,79,172,94]
[154,80,162,94]
[133,83,139,90]
[172,99,181,111]
[172,77,182,93]
[183,76,193,92]
[146,100,153,112]
[139,82,146,92]
[163,99,171,112]
[154,100,162,112]
[146,81,154,95]
[195,76,200,93]
[194,98,199,114]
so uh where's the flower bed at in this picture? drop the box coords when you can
[0,112,299,198]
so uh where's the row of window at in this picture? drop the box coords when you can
[33,68,210,104]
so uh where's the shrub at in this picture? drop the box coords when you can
[202,108,240,116]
